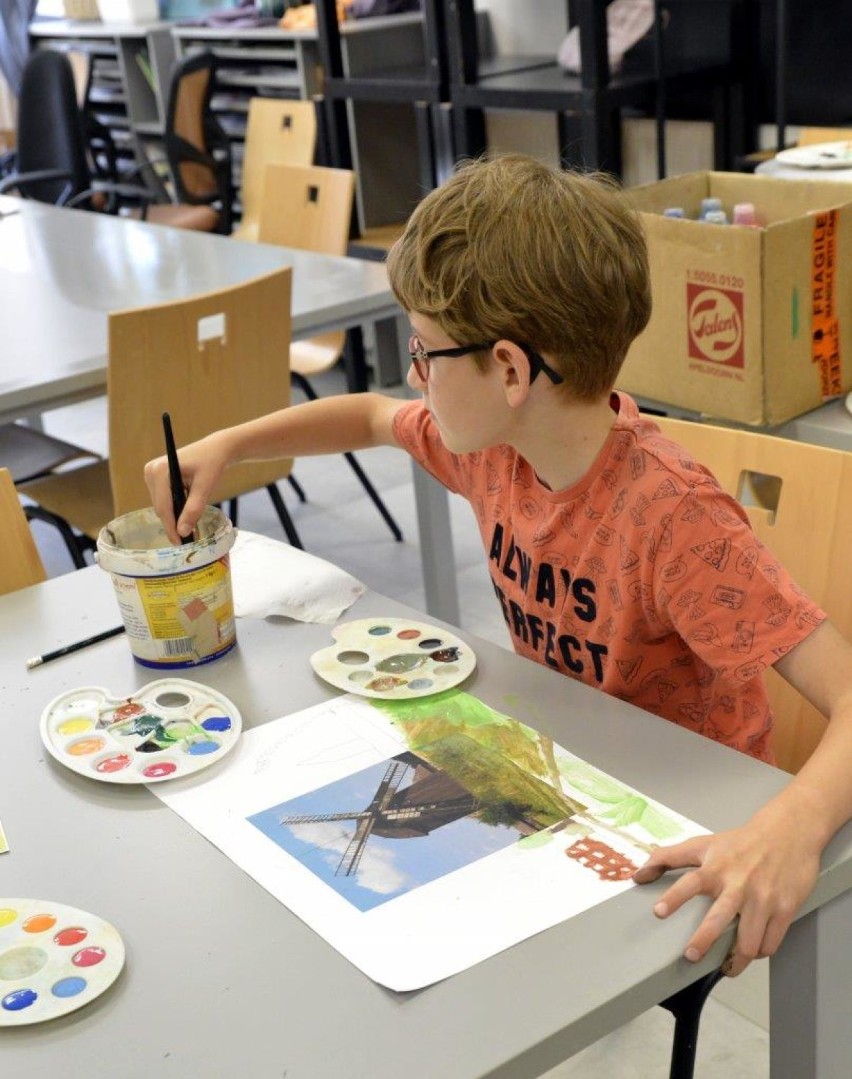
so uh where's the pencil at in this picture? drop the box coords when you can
[162,411,192,545]
[26,626,126,670]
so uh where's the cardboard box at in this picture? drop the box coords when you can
[618,171,852,426]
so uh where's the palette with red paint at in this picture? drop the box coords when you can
[310,617,476,699]
[39,678,242,785]
[0,898,124,1026]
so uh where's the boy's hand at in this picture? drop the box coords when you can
[633,810,820,977]
[144,434,231,545]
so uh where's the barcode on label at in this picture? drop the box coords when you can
[162,637,193,657]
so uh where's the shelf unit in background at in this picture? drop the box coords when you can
[171,17,426,234]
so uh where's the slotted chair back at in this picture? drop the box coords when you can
[233,98,317,243]
[258,163,355,366]
[653,415,852,773]
[0,468,46,595]
[107,267,294,517]
[257,162,354,255]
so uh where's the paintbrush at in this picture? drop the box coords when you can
[162,412,192,545]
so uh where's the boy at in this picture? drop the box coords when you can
[146,154,852,978]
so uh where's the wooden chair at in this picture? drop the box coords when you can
[232,97,317,243]
[256,162,402,541]
[653,415,852,775]
[19,268,302,566]
[0,467,46,596]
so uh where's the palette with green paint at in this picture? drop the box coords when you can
[0,898,124,1026]
[39,678,242,784]
[310,618,476,699]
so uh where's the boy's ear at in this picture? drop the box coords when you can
[492,340,533,407]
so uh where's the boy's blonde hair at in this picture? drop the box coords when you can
[387,154,651,399]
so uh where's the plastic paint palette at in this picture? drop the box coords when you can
[310,618,476,699]
[39,678,242,784]
[0,899,124,1026]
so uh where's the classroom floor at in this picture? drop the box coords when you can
[27,366,769,1078]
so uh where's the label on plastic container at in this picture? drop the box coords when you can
[108,556,236,668]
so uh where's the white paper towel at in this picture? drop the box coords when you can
[230,530,365,624]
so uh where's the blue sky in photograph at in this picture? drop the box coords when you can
[247,757,521,912]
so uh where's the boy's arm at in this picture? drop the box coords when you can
[145,392,407,544]
[633,619,852,976]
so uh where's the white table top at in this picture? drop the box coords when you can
[3,567,852,1076]
[0,197,398,424]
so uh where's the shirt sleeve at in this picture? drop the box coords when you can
[392,400,471,497]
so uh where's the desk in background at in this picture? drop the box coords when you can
[0,197,458,625]
[2,565,852,1076]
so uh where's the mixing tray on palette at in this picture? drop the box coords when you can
[310,618,476,699]
[39,678,242,784]
[0,899,124,1026]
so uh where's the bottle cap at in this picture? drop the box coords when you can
[704,210,728,225]
[663,207,686,218]
[700,197,723,219]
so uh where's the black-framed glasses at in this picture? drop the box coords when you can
[408,335,563,385]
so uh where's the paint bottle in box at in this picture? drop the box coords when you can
[699,197,723,221]
[733,202,760,227]
[96,506,236,669]
[704,209,729,225]
[663,207,686,219]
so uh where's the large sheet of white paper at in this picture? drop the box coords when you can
[154,691,708,991]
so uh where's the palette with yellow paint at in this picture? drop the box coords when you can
[309,618,476,699]
[0,898,124,1026]
[39,678,242,784]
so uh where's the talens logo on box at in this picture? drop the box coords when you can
[687,283,744,368]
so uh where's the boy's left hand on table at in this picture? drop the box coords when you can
[632,818,820,977]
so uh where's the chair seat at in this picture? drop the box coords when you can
[0,422,100,484]
[290,332,346,378]
[127,203,220,232]
[19,459,114,541]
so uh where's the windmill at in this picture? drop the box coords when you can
[278,752,480,876]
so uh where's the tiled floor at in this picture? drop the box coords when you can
[26,368,769,1078]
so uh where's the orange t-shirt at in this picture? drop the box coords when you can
[393,392,825,762]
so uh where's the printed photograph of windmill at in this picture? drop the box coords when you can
[247,691,691,913]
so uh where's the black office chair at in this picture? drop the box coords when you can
[162,50,233,235]
[0,48,226,232]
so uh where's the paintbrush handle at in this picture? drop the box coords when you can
[162,411,192,545]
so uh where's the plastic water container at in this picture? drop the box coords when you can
[97,506,237,669]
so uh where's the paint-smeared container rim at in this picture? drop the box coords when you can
[96,506,235,577]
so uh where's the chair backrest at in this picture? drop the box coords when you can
[797,127,852,146]
[653,415,852,773]
[106,267,294,514]
[164,50,232,229]
[14,48,90,204]
[234,98,317,243]
[257,163,355,256]
[0,467,46,595]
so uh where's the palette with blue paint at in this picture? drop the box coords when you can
[310,617,476,699]
[39,678,242,784]
[0,898,124,1026]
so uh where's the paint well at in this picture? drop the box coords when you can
[0,910,17,929]
[1,988,37,1011]
[51,976,87,999]
[0,947,48,979]
[66,737,105,757]
[376,654,426,674]
[155,691,192,708]
[56,717,94,736]
[22,914,56,934]
[367,625,392,635]
[202,715,231,732]
[396,629,421,640]
[54,927,87,947]
[141,762,177,779]
[337,650,369,665]
[72,947,106,968]
[186,740,219,756]
[95,754,131,774]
